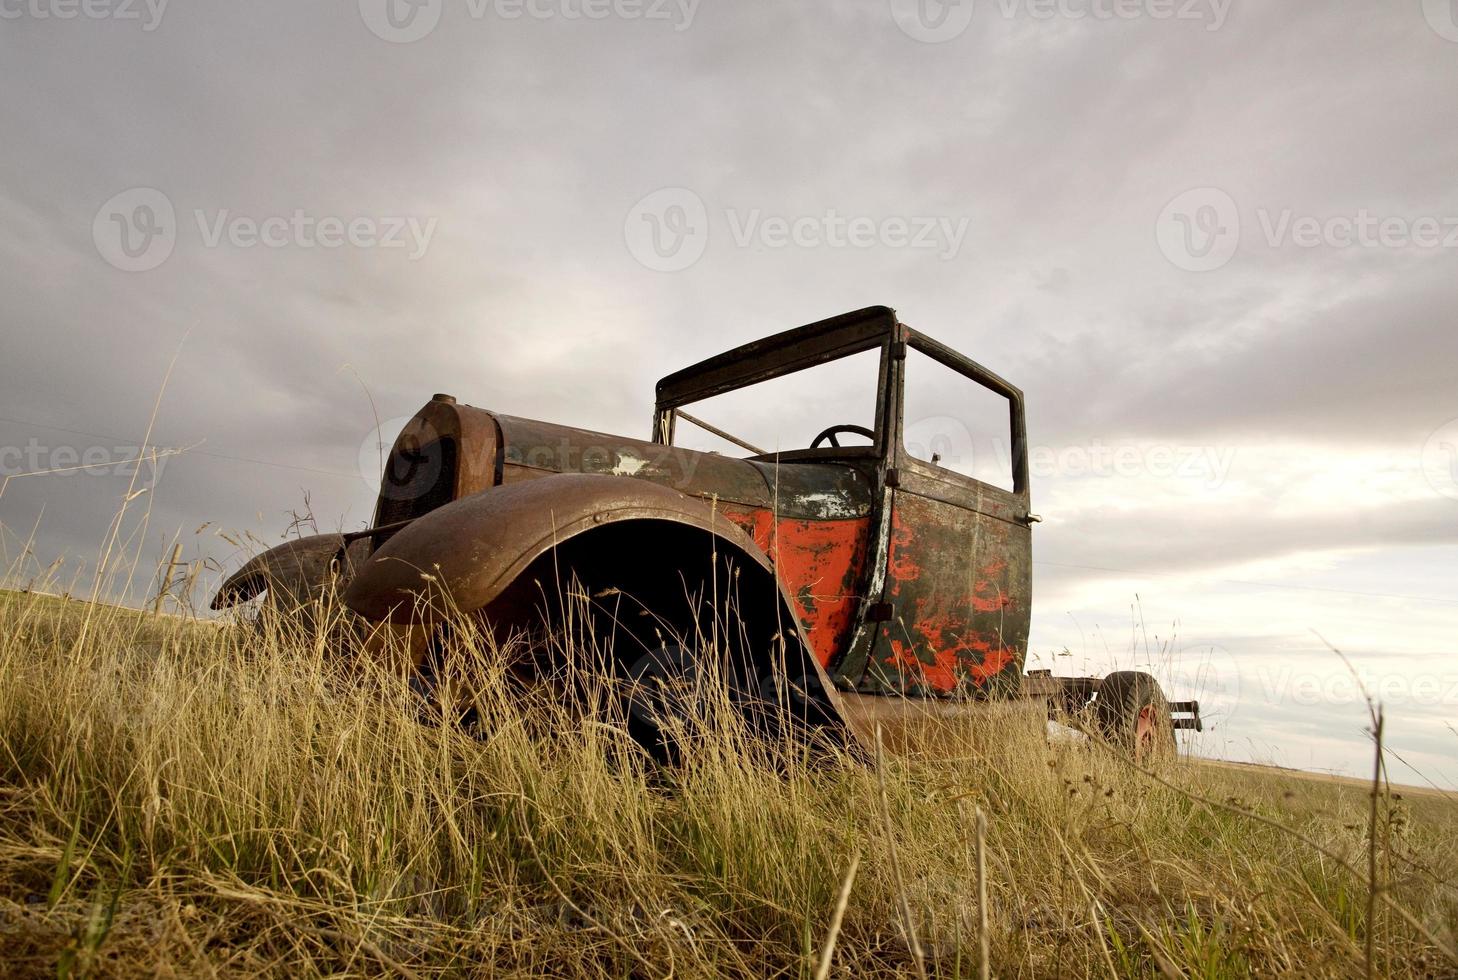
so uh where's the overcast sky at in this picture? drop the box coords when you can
[2,0,1455,785]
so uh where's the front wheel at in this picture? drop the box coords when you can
[1094,671,1175,763]
[619,644,706,762]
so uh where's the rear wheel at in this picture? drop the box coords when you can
[1094,671,1175,762]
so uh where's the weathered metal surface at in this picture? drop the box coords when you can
[340,471,861,733]
[719,507,872,668]
[369,394,499,542]
[858,490,1031,699]
[655,306,898,413]
[493,414,772,510]
[212,533,371,610]
[484,414,879,669]
[347,472,771,624]
[346,308,1036,713]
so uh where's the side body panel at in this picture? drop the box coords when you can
[491,415,878,671]
[859,473,1030,698]
[718,507,872,668]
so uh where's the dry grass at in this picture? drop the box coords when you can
[0,584,1456,978]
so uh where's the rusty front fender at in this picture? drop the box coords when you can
[342,473,860,737]
[212,533,369,610]
[344,473,774,624]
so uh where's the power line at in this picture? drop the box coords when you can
[0,414,360,480]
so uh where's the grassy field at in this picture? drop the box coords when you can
[0,587,1455,978]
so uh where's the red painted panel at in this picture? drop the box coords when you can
[871,502,1024,696]
[720,506,870,668]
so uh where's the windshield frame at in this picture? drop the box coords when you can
[652,306,899,457]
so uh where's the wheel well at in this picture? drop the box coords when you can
[447,517,850,746]
[521,520,795,652]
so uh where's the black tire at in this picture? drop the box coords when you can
[622,644,696,756]
[1094,670,1175,762]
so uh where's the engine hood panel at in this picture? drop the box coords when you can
[491,413,873,521]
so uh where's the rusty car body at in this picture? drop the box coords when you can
[215,306,1200,756]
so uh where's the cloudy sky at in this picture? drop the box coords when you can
[2,0,1455,784]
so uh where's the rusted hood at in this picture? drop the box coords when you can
[492,414,873,521]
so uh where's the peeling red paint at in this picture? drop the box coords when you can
[867,492,1028,696]
[723,505,870,668]
[887,509,920,588]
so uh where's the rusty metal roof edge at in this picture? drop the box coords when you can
[654,305,899,409]
[903,328,1025,403]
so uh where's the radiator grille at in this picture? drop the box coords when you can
[371,437,458,548]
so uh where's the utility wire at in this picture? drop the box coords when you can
[0,413,360,480]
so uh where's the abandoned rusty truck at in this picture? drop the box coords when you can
[215,306,1200,759]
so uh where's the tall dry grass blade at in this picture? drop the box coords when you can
[151,539,182,615]
[875,724,926,980]
[1366,706,1384,980]
[813,850,860,980]
[1314,629,1393,980]
[975,805,990,980]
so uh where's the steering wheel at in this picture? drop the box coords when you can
[809,424,875,449]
